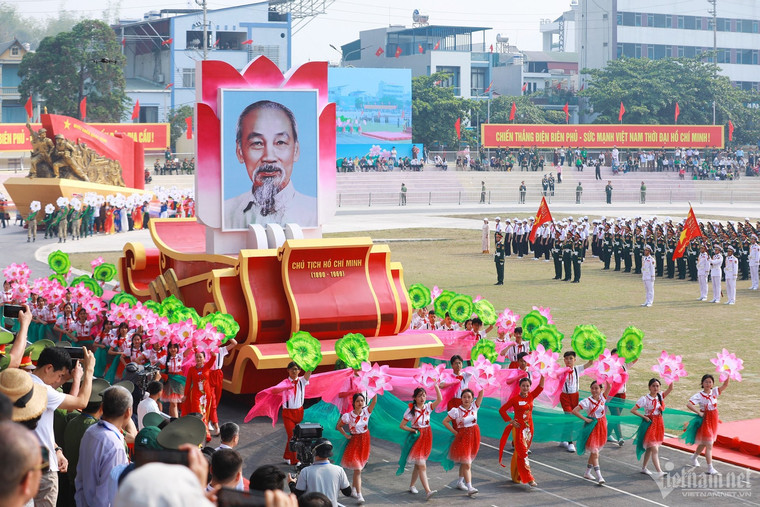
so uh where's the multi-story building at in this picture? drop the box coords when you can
[0,39,30,123]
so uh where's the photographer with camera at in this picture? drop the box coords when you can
[3,303,33,369]
[290,438,351,507]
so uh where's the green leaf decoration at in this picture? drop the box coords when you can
[93,263,117,282]
[208,312,240,344]
[407,283,432,309]
[143,300,161,314]
[470,339,497,363]
[447,294,474,323]
[69,275,103,297]
[433,290,456,318]
[48,274,66,286]
[617,326,644,363]
[335,332,370,370]
[170,306,201,326]
[571,325,607,361]
[521,310,548,340]
[159,295,185,320]
[529,324,564,353]
[48,250,71,275]
[110,292,138,307]
[474,299,498,326]
[286,331,322,371]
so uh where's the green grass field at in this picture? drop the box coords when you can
[72,228,756,422]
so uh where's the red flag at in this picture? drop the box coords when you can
[433,80,442,86]
[185,117,193,139]
[375,47,384,56]
[728,120,734,141]
[521,82,527,92]
[433,40,440,50]
[618,101,625,122]
[418,44,423,54]
[161,38,173,46]
[214,38,220,47]
[454,117,461,140]
[242,39,253,45]
[484,80,493,93]
[555,81,562,90]
[674,102,680,123]
[79,97,87,119]
[489,44,493,52]
[509,102,516,121]
[529,197,553,242]
[394,46,402,58]
[579,83,585,91]
[24,96,32,119]
[164,82,174,89]
[120,38,125,46]
[131,100,140,120]
[673,207,703,261]
[563,102,569,123]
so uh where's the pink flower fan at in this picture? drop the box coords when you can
[532,306,554,325]
[496,308,520,334]
[31,278,50,296]
[651,351,688,385]
[357,362,394,398]
[413,363,447,387]
[175,319,196,344]
[107,303,131,325]
[2,263,20,283]
[47,284,66,305]
[129,303,152,329]
[90,257,105,270]
[586,348,626,385]
[473,294,483,303]
[430,285,442,301]
[80,297,105,319]
[12,282,30,302]
[151,317,172,347]
[464,355,502,388]
[710,348,744,382]
[524,344,562,378]
[69,283,93,302]
[15,263,31,285]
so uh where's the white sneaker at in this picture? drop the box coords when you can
[728,302,735,305]
[690,455,700,467]
[713,300,720,304]
[618,439,625,447]
[409,486,419,494]
[645,303,652,307]
[351,488,358,498]
[357,494,365,504]
[467,487,478,496]
[597,473,605,484]
[654,471,668,479]
[456,481,468,491]
[706,466,721,475]
[583,469,595,480]
[567,443,576,453]
[607,436,617,443]
[641,467,652,475]
[559,441,568,448]
[426,490,437,500]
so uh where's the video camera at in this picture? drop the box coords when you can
[288,422,323,471]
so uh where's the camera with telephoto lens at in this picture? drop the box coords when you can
[288,423,323,471]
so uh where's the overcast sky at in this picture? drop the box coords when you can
[18,0,572,66]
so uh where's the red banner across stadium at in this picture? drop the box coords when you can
[0,123,170,152]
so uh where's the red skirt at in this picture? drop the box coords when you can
[643,414,665,448]
[586,417,608,454]
[450,425,481,464]
[342,431,371,470]
[695,409,719,445]
[408,426,432,465]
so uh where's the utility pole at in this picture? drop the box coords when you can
[708,0,717,124]
[196,0,208,60]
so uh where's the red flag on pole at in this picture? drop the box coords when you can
[454,117,461,140]
[24,96,33,119]
[394,46,402,58]
[79,97,87,119]
[674,102,680,124]
[529,197,553,242]
[214,38,220,47]
[521,82,528,92]
[484,80,493,93]
[131,100,140,120]
[433,40,440,50]
[489,44,493,52]
[120,38,126,46]
[164,82,174,89]
[728,120,734,141]
[375,47,384,56]
[509,102,516,121]
[563,102,569,123]
[618,101,625,122]
[673,206,703,261]
[185,117,193,139]
[161,38,173,46]
[242,39,253,45]
[418,44,424,54]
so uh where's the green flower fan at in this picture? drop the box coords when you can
[529,324,564,353]
[48,250,71,275]
[110,292,138,307]
[48,274,66,286]
[143,300,161,314]
[93,263,117,283]
[470,339,497,363]
[407,284,431,310]
[521,310,548,340]
[335,333,370,370]
[209,313,240,344]
[159,295,184,319]
[69,275,103,297]
[617,326,644,363]
[170,306,201,326]
[474,299,498,326]
[433,290,456,318]
[286,331,322,371]
[447,294,474,323]
[571,325,607,361]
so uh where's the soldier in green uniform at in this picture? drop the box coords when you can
[575,182,583,204]
[82,204,94,238]
[666,235,676,278]
[612,232,622,271]
[601,232,612,270]
[562,238,573,281]
[27,201,40,242]
[622,230,633,273]
[739,237,750,280]
[687,240,698,281]
[43,206,57,239]
[676,233,688,279]
[572,235,583,283]
[552,232,563,280]
[633,234,643,274]
[57,204,68,243]
[494,231,505,285]
[655,236,666,277]
[70,203,82,241]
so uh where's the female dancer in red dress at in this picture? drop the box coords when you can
[336,393,378,505]
[687,373,729,475]
[572,380,611,484]
[104,205,114,234]
[400,384,441,499]
[161,342,186,417]
[499,374,545,487]
[631,378,673,476]
[443,388,484,496]
[185,349,216,440]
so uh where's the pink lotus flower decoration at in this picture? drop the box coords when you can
[431,285,442,301]
[2,263,20,283]
[107,303,131,325]
[586,349,627,385]
[81,298,105,319]
[90,257,105,270]
[496,308,520,334]
[368,145,382,157]
[70,283,94,302]
[151,318,172,346]
[464,355,502,388]
[12,283,29,302]
[413,362,448,387]
[358,362,394,398]
[31,278,50,296]
[711,348,744,382]
[651,350,688,385]
[473,294,482,303]
[47,285,66,305]
[129,303,152,329]
[176,319,196,343]
[524,344,562,378]
[532,306,554,324]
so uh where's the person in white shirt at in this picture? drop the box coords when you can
[136,381,164,430]
[724,245,738,304]
[696,244,710,300]
[291,439,351,507]
[749,235,760,290]
[282,362,312,465]
[641,245,655,307]
[709,245,724,303]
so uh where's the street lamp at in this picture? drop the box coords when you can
[329,44,371,67]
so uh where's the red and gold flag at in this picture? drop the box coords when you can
[673,207,703,260]
[529,197,553,243]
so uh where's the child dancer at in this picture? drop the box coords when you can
[282,361,312,465]
[161,342,186,417]
[499,375,545,487]
[572,380,611,484]
[499,327,530,368]
[400,384,442,499]
[559,351,593,453]
[442,355,471,411]
[443,388,484,496]
[686,374,729,474]
[631,378,673,476]
[337,393,378,504]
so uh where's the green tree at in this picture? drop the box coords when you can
[412,72,470,150]
[167,105,194,151]
[19,19,128,122]
[580,56,760,144]
[0,2,82,49]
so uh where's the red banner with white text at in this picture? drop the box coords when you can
[0,123,169,152]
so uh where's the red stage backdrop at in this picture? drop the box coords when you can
[481,124,724,149]
[0,123,169,152]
